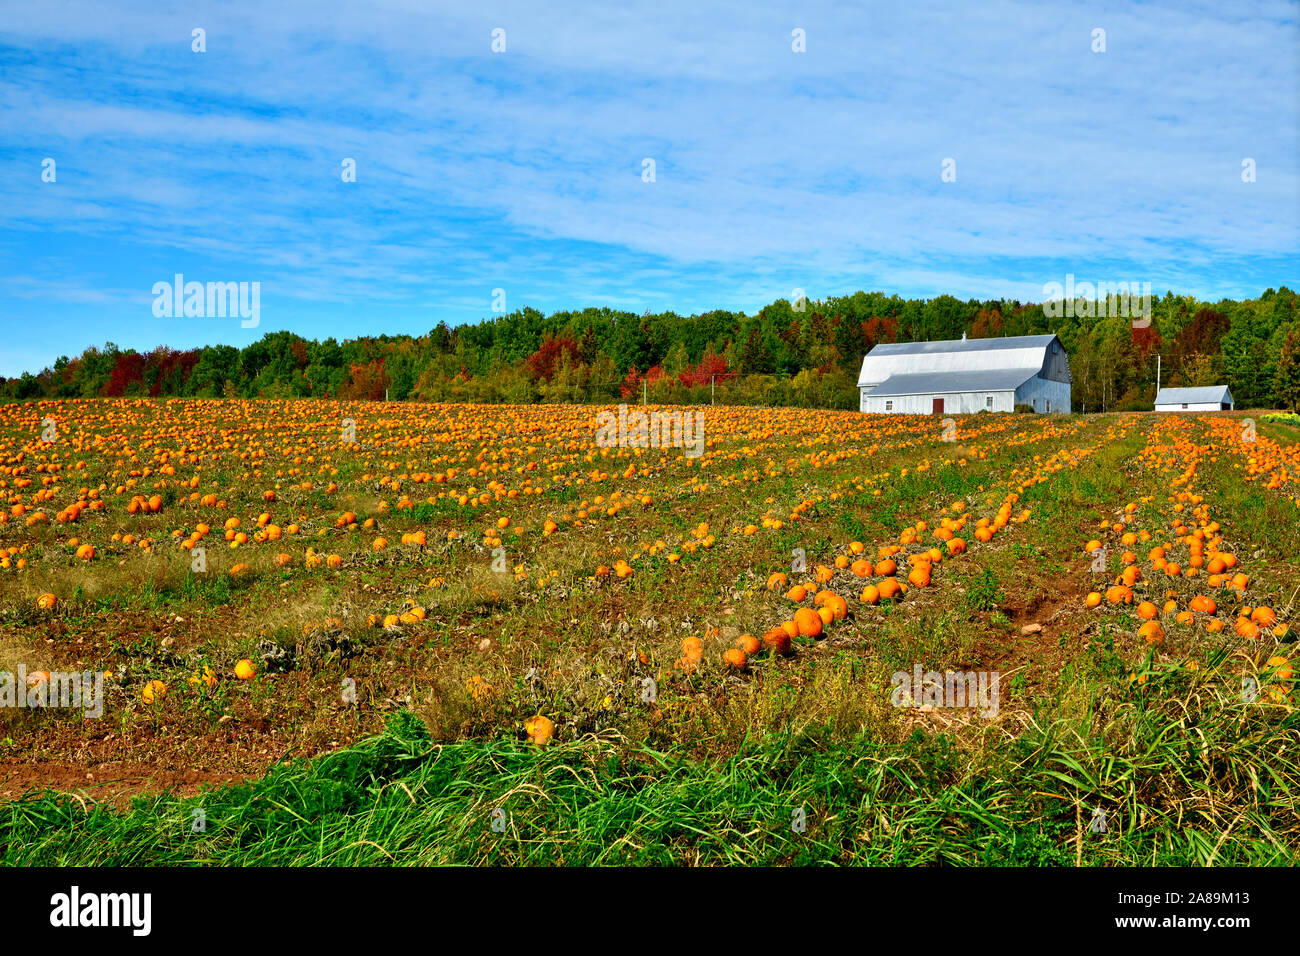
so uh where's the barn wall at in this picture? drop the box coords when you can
[1154,402,1226,412]
[863,390,1015,414]
[1037,343,1072,383]
[1014,376,1071,414]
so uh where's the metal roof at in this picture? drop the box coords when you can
[866,334,1059,356]
[857,334,1063,388]
[866,368,1036,397]
[1154,386,1233,405]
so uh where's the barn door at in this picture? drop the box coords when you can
[932,398,944,415]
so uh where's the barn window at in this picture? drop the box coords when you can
[1181,403,1188,409]
[885,400,893,411]
[1046,400,1051,412]
[986,395,993,408]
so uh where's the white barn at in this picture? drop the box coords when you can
[857,333,1071,415]
[1153,385,1234,412]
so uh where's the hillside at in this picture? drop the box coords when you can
[5,288,1298,412]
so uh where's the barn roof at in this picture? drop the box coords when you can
[857,333,1063,388]
[1154,386,1233,405]
[867,368,1036,397]
[866,334,1058,356]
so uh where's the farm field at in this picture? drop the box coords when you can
[0,399,1297,865]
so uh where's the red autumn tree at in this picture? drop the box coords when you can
[678,349,733,388]
[526,334,581,382]
[620,365,641,400]
[861,316,898,352]
[104,352,146,396]
[339,358,388,401]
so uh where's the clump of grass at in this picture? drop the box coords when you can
[964,568,1004,612]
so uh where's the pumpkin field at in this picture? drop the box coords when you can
[0,398,1297,865]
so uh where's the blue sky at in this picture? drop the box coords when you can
[1,0,1297,377]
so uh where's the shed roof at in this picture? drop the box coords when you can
[1153,386,1233,405]
[866,368,1036,398]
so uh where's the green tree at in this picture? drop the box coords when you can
[1274,326,1300,412]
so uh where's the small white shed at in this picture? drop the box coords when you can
[1153,386,1234,412]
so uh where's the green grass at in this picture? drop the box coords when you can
[3,690,1295,866]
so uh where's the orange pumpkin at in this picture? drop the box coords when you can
[1250,606,1277,627]
[762,627,793,655]
[1137,621,1165,645]
[793,607,823,638]
[525,715,555,746]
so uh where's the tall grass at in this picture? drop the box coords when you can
[3,683,1295,866]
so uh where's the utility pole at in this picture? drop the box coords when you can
[642,377,646,406]
[711,376,715,406]
[1156,353,1161,391]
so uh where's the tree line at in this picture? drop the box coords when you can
[4,287,1298,411]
